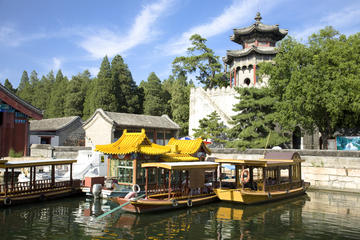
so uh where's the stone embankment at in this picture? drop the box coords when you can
[209,148,360,193]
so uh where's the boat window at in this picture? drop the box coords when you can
[156,131,164,145]
[113,159,133,184]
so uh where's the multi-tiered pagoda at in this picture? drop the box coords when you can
[223,12,288,87]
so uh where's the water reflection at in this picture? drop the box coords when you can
[0,191,360,240]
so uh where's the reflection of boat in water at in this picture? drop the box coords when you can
[111,161,219,213]
[215,152,310,204]
[216,194,310,221]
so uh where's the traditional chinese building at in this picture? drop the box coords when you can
[83,108,180,148]
[30,116,84,146]
[0,84,43,157]
[223,12,288,87]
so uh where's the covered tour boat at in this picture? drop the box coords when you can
[111,161,219,213]
[0,159,81,206]
[214,152,310,205]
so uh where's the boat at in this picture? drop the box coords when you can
[110,161,219,213]
[0,159,82,206]
[214,152,310,204]
[92,129,211,199]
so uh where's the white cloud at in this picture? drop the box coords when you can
[293,5,360,41]
[78,0,174,59]
[160,0,281,56]
[0,24,47,47]
[52,57,62,71]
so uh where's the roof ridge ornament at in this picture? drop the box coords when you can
[254,12,262,24]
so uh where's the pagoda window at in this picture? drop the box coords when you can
[244,78,251,86]
[0,112,2,126]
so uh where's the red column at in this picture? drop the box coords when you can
[24,120,29,156]
[253,64,257,85]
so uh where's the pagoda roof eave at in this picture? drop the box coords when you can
[223,47,277,64]
[231,23,288,45]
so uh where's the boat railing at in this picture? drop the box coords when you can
[0,179,81,196]
[264,180,303,192]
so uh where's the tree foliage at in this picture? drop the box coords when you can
[172,34,227,89]
[4,79,16,93]
[141,72,169,116]
[227,87,289,149]
[193,111,228,147]
[46,70,67,118]
[111,55,143,114]
[260,26,360,149]
[168,73,193,136]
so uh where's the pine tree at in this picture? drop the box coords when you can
[4,79,16,93]
[47,70,67,117]
[111,55,143,113]
[17,70,32,103]
[193,111,228,147]
[91,56,117,112]
[227,87,288,150]
[64,71,89,116]
[168,74,192,136]
[141,72,168,116]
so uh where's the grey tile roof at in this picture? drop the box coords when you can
[105,110,180,130]
[83,109,180,130]
[30,116,81,131]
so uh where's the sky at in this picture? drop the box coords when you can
[1,0,360,88]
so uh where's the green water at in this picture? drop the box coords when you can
[0,190,359,240]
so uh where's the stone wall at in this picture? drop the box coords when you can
[30,144,91,159]
[209,148,360,193]
[189,87,237,136]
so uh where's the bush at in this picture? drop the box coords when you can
[8,148,23,158]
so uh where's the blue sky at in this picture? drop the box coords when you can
[1,0,360,87]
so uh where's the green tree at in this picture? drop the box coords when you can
[47,70,67,118]
[91,56,117,112]
[4,79,16,93]
[17,70,32,103]
[111,55,143,114]
[33,74,53,113]
[193,111,228,147]
[168,73,192,136]
[227,87,288,150]
[260,27,360,149]
[172,34,227,89]
[64,71,90,116]
[141,72,169,116]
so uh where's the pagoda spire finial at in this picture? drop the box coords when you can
[254,12,262,23]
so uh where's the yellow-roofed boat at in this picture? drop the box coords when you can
[110,161,219,213]
[214,152,310,205]
[93,129,212,199]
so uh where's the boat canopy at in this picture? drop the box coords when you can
[141,161,218,170]
[0,159,77,168]
[167,138,211,155]
[159,153,198,162]
[215,158,302,167]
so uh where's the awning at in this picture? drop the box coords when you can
[141,161,218,170]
